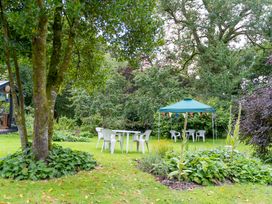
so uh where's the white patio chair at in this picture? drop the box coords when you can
[131,132,140,150]
[196,130,206,142]
[185,129,195,142]
[169,130,181,142]
[95,127,103,148]
[134,130,152,154]
[101,129,123,154]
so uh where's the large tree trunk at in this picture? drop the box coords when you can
[0,0,28,149]
[32,0,49,160]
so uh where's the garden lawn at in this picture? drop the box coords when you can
[0,134,271,204]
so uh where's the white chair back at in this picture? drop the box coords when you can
[102,129,115,141]
[142,130,152,141]
[197,130,206,136]
[170,130,179,136]
[96,127,103,139]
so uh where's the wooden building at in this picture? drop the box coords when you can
[0,80,17,134]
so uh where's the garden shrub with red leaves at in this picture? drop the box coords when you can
[240,81,272,161]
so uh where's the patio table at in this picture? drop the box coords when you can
[113,130,141,153]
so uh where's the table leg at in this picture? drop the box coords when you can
[126,132,129,153]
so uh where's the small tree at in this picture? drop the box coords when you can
[240,83,272,159]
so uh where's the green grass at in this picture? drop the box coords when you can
[0,134,271,204]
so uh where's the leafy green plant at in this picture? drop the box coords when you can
[137,154,164,175]
[226,104,242,152]
[78,131,93,138]
[140,148,272,186]
[52,131,90,142]
[227,152,272,184]
[153,140,173,157]
[0,145,96,180]
[54,117,78,131]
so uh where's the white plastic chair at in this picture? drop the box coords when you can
[186,129,195,142]
[95,127,103,148]
[196,130,206,142]
[134,130,152,154]
[169,130,181,142]
[101,129,123,154]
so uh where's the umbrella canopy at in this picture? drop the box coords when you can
[159,98,215,113]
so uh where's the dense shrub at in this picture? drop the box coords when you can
[138,154,164,175]
[0,145,96,180]
[240,82,272,159]
[54,117,78,131]
[78,131,93,138]
[139,149,272,185]
[153,140,173,157]
[52,131,90,142]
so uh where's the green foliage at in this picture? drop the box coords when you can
[227,152,272,184]
[0,145,96,180]
[226,104,242,151]
[70,65,187,132]
[54,117,78,131]
[137,154,164,175]
[159,0,271,99]
[52,131,90,142]
[139,149,272,185]
[78,131,93,138]
[152,140,173,157]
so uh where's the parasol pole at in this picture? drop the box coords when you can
[158,111,161,140]
[212,112,215,144]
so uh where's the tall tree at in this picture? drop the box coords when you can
[0,0,28,149]
[159,0,270,98]
[1,0,161,160]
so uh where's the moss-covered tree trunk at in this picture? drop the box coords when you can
[32,0,49,160]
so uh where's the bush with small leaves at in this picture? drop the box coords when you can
[52,131,90,142]
[139,148,272,185]
[0,145,96,180]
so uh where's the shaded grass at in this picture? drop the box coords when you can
[0,134,271,204]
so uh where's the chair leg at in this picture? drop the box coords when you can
[141,141,145,154]
[174,136,176,143]
[110,141,116,154]
[146,142,149,152]
[96,138,100,148]
[101,142,105,152]
[120,140,123,153]
[136,142,139,152]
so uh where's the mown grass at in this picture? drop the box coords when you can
[0,134,271,204]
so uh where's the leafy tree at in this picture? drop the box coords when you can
[1,0,162,160]
[0,0,28,149]
[158,0,271,98]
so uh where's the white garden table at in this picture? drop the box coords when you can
[113,130,141,153]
